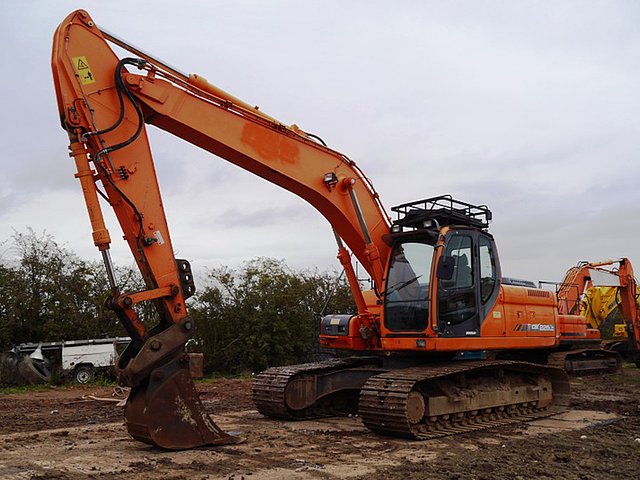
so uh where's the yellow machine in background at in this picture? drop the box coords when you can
[580,286,640,338]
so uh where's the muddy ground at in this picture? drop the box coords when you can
[0,369,639,479]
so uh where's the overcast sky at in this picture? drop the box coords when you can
[0,0,638,285]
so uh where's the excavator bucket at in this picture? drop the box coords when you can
[123,353,238,449]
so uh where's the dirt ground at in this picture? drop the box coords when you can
[0,369,639,480]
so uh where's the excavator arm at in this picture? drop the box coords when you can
[52,10,391,448]
[613,259,640,364]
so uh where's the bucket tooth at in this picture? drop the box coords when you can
[124,354,237,449]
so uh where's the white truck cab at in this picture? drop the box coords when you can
[14,337,130,383]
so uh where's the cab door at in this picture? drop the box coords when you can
[436,230,501,338]
[437,231,480,337]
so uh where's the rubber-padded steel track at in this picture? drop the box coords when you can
[359,360,570,440]
[253,357,378,419]
[547,349,621,375]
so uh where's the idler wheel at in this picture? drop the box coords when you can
[406,390,426,424]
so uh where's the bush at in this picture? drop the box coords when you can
[1,230,357,375]
[190,258,355,373]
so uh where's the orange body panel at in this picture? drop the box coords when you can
[319,315,370,350]
[558,314,589,340]
[501,286,557,338]
[362,290,382,317]
[479,296,506,337]
[379,336,559,352]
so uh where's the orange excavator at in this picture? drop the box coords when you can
[51,10,639,448]
[555,259,640,368]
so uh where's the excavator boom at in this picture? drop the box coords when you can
[52,10,391,448]
[557,258,640,366]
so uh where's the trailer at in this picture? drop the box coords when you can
[13,337,130,383]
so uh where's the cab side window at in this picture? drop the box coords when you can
[479,236,497,303]
[441,235,473,290]
[439,235,475,326]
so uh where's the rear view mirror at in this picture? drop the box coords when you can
[437,255,455,281]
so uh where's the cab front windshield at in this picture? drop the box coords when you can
[384,240,434,331]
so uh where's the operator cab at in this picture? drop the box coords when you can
[384,195,501,338]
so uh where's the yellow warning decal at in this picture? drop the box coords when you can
[72,56,96,85]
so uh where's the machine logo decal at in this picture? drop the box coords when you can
[72,56,96,85]
[513,323,555,332]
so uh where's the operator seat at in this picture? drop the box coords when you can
[455,254,473,288]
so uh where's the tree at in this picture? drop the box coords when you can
[0,229,358,376]
[0,263,29,350]
[0,229,132,349]
[190,258,356,373]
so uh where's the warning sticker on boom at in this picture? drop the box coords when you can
[72,56,96,85]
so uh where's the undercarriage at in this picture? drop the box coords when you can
[253,358,570,440]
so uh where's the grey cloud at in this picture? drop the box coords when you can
[0,1,637,281]
[207,204,313,229]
